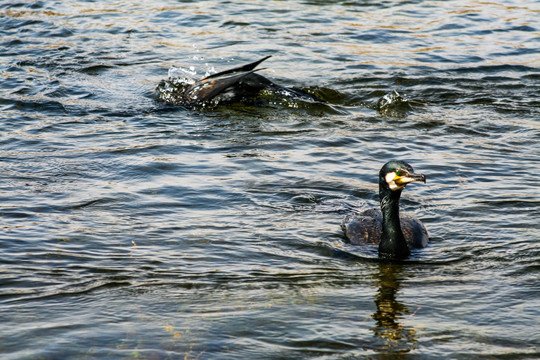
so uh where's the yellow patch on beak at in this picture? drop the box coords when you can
[395,173,426,186]
[394,175,409,186]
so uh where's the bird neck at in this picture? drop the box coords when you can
[378,186,410,259]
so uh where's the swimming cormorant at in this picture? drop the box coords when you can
[341,160,428,259]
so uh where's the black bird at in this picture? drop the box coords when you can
[341,160,428,259]
[157,55,317,106]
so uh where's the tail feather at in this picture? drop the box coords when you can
[201,55,271,80]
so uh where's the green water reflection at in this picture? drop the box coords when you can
[372,263,417,355]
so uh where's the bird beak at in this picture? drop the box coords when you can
[395,172,426,186]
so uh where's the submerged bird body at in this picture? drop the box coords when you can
[157,56,413,112]
[157,55,317,106]
[341,160,428,259]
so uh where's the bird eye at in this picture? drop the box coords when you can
[395,170,402,176]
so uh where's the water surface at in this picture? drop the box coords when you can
[1,0,539,359]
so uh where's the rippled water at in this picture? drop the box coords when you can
[1,1,539,359]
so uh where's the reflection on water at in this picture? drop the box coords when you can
[372,263,417,354]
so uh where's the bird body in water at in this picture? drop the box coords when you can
[341,160,428,259]
[157,55,413,112]
[156,55,317,107]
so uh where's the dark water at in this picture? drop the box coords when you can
[1,0,539,359]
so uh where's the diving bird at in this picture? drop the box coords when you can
[181,55,272,105]
[341,160,428,259]
[157,56,413,111]
[157,55,317,106]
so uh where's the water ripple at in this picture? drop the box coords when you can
[1,0,539,358]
